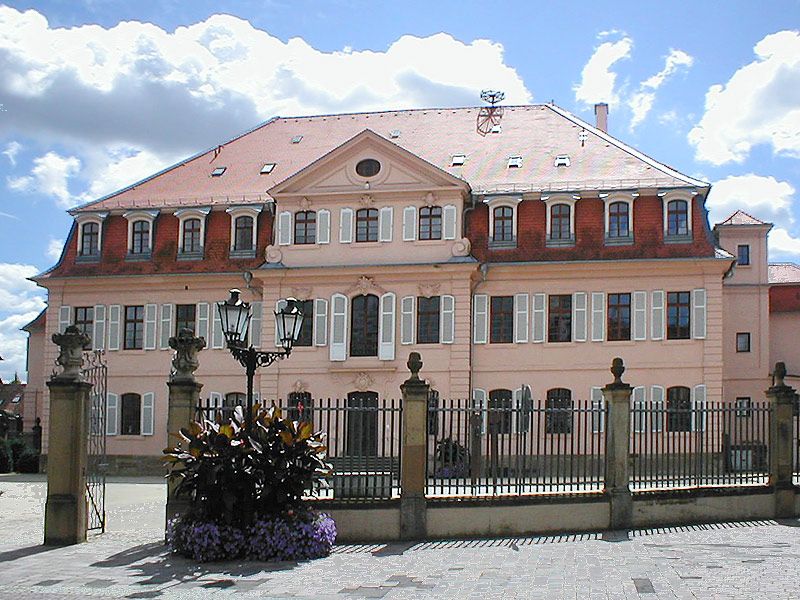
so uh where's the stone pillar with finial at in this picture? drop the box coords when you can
[766,361,797,518]
[165,328,206,529]
[603,357,633,530]
[44,325,92,545]
[399,352,430,540]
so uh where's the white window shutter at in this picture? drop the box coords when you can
[633,291,647,341]
[514,293,529,343]
[329,294,348,361]
[106,393,118,436]
[401,296,415,345]
[141,392,155,436]
[210,392,222,409]
[692,288,707,339]
[159,304,173,350]
[379,206,393,242]
[651,291,665,340]
[473,294,488,344]
[633,386,646,433]
[651,385,664,432]
[278,211,292,245]
[532,293,546,343]
[692,384,707,432]
[378,292,396,360]
[144,304,158,350]
[591,292,605,342]
[211,303,223,349]
[339,208,354,243]
[473,388,487,435]
[402,206,417,241]
[573,292,587,342]
[58,305,72,333]
[517,384,532,433]
[443,205,457,240]
[196,302,209,342]
[314,298,328,346]
[93,305,106,351]
[317,209,330,244]
[273,299,288,347]
[107,305,121,351]
[440,295,455,344]
[591,387,604,433]
[250,301,262,348]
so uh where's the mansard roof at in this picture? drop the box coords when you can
[72,104,706,214]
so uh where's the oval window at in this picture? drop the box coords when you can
[355,159,381,178]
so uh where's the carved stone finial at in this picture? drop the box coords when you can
[610,357,625,386]
[774,362,787,388]
[51,325,90,381]
[407,352,423,382]
[168,328,206,383]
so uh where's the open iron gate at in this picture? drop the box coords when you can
[83,350,107,533]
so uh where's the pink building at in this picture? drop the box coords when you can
[27,103,800,473]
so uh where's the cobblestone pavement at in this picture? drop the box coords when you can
[1,475,799,599]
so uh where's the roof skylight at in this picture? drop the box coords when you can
[490,124,502,134]
[554,155,571,167]
[211,166,227,177]
[451,154,466,166]
[507,155,523,168]
[291,135,303,144]
[389,129,401,139]
[261,163,276,174]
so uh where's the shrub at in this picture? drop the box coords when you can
[166,518,247,562]
[15,449,40,473]
[0,440,12,474]
[8,437,27,464]
[434,437,470,478]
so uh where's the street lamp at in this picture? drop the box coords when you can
[217,289,304,428]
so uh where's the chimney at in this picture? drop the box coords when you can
[594,103,608,133]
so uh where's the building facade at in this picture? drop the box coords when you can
[26,103,800,473]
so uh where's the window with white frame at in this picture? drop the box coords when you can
[226,206,261,257]
[176,207,209,258]
[543,196,577,246]
[661,192,693,240]
[76,213,106,260]
[604,196,634,243]
[486,196,521,247]
[123,210,158,259]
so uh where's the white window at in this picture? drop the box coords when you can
[554,155,571,167]
[260,163,276,174]
[507,155,523,168]
[543,195,577,246]
[211,166,226,177]
[123,210,158,257]
[226,205,262,256]
[603,194,634,243]
[75,212,108,260]
[661,191,693,239]
[175,207,210,258]
[485,195,522,247]
[451,154,466,166]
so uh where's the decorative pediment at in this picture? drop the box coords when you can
[345,276,387,297]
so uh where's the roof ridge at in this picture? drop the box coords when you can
[273,104,549,122]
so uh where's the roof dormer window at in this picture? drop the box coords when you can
[175,207,210,260]
[260,163,276,174]
[75,212,107,263]
[211,166,226,177]
[661,191,693,243]
[226,205,262,258]
[123,210,158,261]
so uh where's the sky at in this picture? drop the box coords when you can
[0,1,798,381]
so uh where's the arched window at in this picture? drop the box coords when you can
[667,200,689,236]
[492,206,513,242]
[131,220,150,255]
[181,218,202,253]
[350,294,379,356]
[608,201,629,238]
[355,208,379,242]
[667,386,691,432]
[288,391,313,422]
[550,204,571,241]
[488,389,513,434]
[121,393,141,435]
[419,206,442,240]
[224,392,246,408]
[81,222,99,256]
[294,211,316,245]
[345,391,378,456]
[234,215,254,251]
[546,388,572,434]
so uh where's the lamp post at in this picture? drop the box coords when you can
[217,289,304,428]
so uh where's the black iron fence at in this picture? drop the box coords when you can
[630,400,771,490]
[426,398,606,497]
[794,410,799,486]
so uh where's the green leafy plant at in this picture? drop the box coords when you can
[164,404,332,526]
[14,449,40,473]
[0,440,11,474]
[434,437,470,478]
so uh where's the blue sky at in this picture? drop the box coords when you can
[0,1,799,380]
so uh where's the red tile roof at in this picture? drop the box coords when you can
[716,210,771,227]
[769,263,800,284]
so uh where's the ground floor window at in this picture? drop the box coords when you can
[120,393,141,435]
[546,388,572,434]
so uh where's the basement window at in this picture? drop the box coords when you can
[554,155,571,167]
[451,154,466,166]
[211,166,227,177]
[291,135,303,144]
[260,163,276,174]
[507,155,523,168]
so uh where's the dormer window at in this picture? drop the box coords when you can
[176,207,210,260]
[235,216,253,250]
[211,166,226,177]
[662,192,693,242]
[182,219,201,252]
[226,205,262,258]
[75,212,107,263]
[486,195,521,248]
[604,195,634,245]
[543,196,577,247]
[123,210,158,260]
[132,221,150,254]
[493,207,513,241]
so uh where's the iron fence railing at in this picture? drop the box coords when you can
[196,397,402,502]
[630,401,771,491]
[426,398,605,498]
[794,410,799,486]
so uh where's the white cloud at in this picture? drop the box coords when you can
[2,140,20,165]
[0,263,46,383]
[707,174,795,226]
[574,35,633,108]
[83,147,174,200]
[769,227,800,256]
[46,239,63,261]
[629,49,693,130]
[6,151,82,207]
[688,30,800,165]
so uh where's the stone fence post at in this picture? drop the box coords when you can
[44,326,91,545]
[603,357,633,530]
[399,352,429,540]
[766,362,797,518]
[165,329,206,527]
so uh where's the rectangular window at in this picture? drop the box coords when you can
[74,306,94,349]
[124,305,144,350]
[295,299,314,347]
[80,222,100,256]
[607,293,631,341]
[131,220,151,255]
[548,294,572,343]
[488,390,513,434]
[234,216,254,251]
[666,291,691,340]
[735,397,752,418]
[356,208,379,242]
[490,296,514,343]
[736,332,751,353]
[294,211,316,245]
[121,393,141,435]
[175,304,196,336]
[737,244,750,266]
[417,296,440,344]
[418,206,442,240]
[492,206,514,243]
